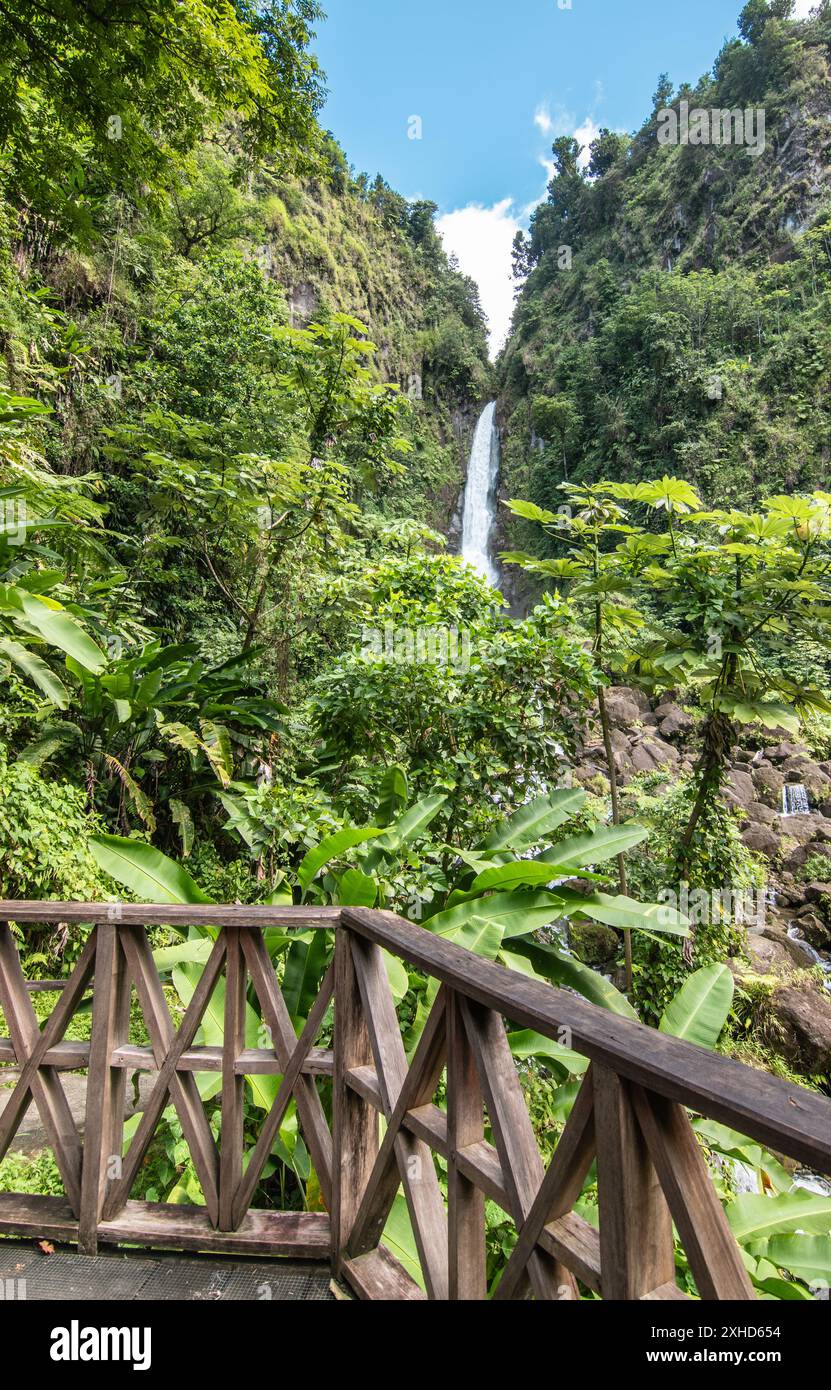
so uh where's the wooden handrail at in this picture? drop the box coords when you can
[342,907,831,1173]
[0,902,339,928]
[0,900,829,1301]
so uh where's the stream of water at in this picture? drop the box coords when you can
[461,401,500,588]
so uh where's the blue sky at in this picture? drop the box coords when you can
[313,1,816,351]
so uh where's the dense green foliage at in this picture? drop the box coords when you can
[0,0,829,1301]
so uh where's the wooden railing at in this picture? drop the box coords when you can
[0,902,829,1300]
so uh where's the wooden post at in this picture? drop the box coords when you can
[594,1064,675,1299]
[447,989,486,1300]
[79,923,130,1254]
[331,927,378,1277]
[219,928,247,1231]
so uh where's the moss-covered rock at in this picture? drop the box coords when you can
[567,920,619,968]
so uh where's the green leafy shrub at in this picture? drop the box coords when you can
[0,743,108,910]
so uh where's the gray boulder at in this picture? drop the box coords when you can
[752,762,786,808]
[642,736,679,767]
[658,703,693,738]
[771,985,831,1076]
[782,841,831,874]
[603,690,641,728]
[725,768,756,808]
[741,824,781,857]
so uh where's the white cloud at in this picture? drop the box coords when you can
[534,104,554,137]
[791,0,816,17]
[434,105,609,358]
[436,199,521,358]
[573,116,601,170]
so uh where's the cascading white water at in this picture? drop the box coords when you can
[461,401,500,588]
[782,783,810,816]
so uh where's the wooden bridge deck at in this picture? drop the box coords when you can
[1,900,830,1301]
[0,1239,335,1301]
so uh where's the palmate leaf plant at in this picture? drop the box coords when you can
[17,639,286,838]
[503,480,831,962]
[502,487,651,991]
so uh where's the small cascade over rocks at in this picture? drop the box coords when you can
[460,401,500,588]
[782,783,811,817]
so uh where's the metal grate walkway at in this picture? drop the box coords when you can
[0,1241,335,1301]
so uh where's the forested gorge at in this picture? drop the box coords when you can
[1,0,830,1301]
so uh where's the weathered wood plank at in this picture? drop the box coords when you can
[460,997,573,1300]
[540,1212,602,1293]
[0,1193,330,1259]
[631,1086,755,1301]
[0,926,96,1214]
[331,931,378,1277]
[342,907,831,1177]
[102,927,225,1224]
[595,1064,675,1300]
[447,989,486,1300]
[219,928,247,1231]
[342,1246,427,1301]
[349,934,448,1299]
[107,1043,334,1076]
[348,989,446,1263]
[0,902,339,929]
[230,963,335,1229]
[100,1202,330,1259]
[79,925,130,1253]
[496,1067,596,1300]
[0,1038,88,1068]
[241,930,333,1210]
[345,1064,383,1108]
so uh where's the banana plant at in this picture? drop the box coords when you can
[0,389,111,705]
[20,640,285,834]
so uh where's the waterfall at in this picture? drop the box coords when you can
[782,783,810,816]
[461,401,500,588]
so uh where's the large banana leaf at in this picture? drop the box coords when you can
[766,1234,831,1287]
[296,826,382,892]
[282,931,331,1025]
[468,862,606,894]
[382,1193,425,1290]
[152,939,214,972]
[370,794,447,854]
[659,964,734,1049]
[691,1118,792,1193]
[510,938,638,1019]
[0,636,69,706]
[173,963,279,1111]
[376,765,408,827]
[336,867,377,907]
[477,788,587,853]
[424,890,567,940]
[540,823,648,869]
[567,892,689,936]
[90,834,214,907]
[16,589,106,672]
[436,916,505,959]
[507,1029,590,1077]
[727,1189,831,1244]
